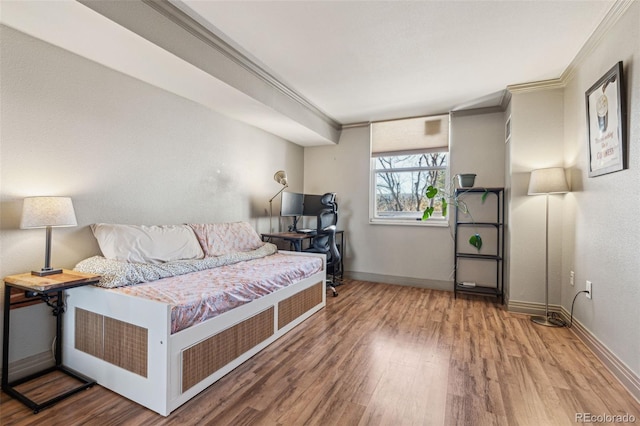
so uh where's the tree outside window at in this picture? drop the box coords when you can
[374,152,448,220]
[370,114,450,224]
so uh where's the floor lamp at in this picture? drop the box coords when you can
[269,170,288,233]
[528,167,570,327]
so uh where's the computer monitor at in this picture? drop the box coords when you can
[302,194,323,216]
[303,193,336,216]
[280,192,304,216]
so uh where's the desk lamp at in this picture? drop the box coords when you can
[269,170,288,232]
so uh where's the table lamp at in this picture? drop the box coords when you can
[20,196,78,276]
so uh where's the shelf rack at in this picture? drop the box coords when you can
[453,187,505,303]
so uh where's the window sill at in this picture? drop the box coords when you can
[369,218,450,227]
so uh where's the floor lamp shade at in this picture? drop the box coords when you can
[528,167,569,195]
[20,196,77,276]
[528,168,569,327]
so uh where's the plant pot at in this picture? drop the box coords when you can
[457,174,476,188]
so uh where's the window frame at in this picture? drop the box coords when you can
[369,115,451,227]
[369,153,449,226]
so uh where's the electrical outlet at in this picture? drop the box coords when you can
[570,270,575,286]
[586,280,592,299]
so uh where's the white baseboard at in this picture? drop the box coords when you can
[558,307,640,404]
[507,299,563,316]
[507,299,640,404]
[344,271,452,292]
[0,350,54,383]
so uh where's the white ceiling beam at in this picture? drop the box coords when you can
[78,0,341,145]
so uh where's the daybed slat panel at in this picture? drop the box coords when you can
[182,322,236,392]
[236,307,274,355]
[75,308,103,359]
[104,317,148,378]
[278,281,323,330]
[182,307,274,392]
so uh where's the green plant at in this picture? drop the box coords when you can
[422,175,488,251]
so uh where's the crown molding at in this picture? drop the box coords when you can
[507,78,565,94]
[500,90,512,111]
[341,122,371,129]
[142,0,341,132]
[450,105,505,117]
[561,0,636,84]
[508,0,635,95]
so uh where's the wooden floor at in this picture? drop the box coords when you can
[2,279,639,425]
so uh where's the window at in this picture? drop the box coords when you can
[370,114,450,224]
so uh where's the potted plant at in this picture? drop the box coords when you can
[422,174,487,250]
[457,173,476,188]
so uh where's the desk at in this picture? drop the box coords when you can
[261,230,344,278]
[2,270,100,413]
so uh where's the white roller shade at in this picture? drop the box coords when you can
[371,114,449,157]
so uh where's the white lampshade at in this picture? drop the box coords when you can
[20,197,77,229]
[528,168,570,195]
[273,170,288,186]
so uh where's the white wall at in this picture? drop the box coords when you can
[561,1,639,377]
[0,26,304,365]
[303,112,505,289]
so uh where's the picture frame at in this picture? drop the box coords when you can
[585,61,627,177]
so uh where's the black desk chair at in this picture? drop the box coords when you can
[304,193,340,297]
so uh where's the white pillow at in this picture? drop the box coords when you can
[91,223,204,264]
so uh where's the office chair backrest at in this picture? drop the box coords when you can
[320,192,337,224]
[310,193,338,255]
[323,225,341,274]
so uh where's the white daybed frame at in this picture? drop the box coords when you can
[62,251,326,416]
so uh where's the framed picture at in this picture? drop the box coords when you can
[585,61,627,177]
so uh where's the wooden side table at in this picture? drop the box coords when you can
[2,269,100,413]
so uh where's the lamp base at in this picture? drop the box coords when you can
[531,315,564,327]
[31,268,63,277]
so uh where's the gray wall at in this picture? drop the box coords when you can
[561,2,639,377]
[0,26,304,364]
[508,88,566,307]
[508,1,639,381]
[303,112,506,288]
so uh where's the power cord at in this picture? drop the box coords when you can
[544,290,589,328]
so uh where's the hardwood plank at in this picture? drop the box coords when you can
[1,279,639,425]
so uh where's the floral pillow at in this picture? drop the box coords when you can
[188,222,264,256]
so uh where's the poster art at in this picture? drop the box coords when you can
[585,62,627,177]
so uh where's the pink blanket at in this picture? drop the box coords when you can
[110,253,323,334]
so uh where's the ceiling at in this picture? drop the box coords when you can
[1,1,616,145]
[180,0,614,124]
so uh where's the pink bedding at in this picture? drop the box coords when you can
[110,253,323,334]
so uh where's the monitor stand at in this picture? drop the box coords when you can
[288,216,300,232]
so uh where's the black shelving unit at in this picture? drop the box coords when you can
[454,187,504,303]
